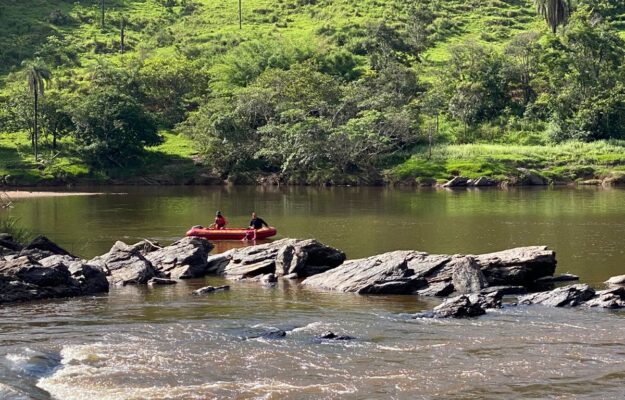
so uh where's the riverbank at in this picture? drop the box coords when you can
[5,135,625,187]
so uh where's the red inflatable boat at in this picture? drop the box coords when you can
[185,226,277,241]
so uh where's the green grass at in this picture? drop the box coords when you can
[390,141,625,183]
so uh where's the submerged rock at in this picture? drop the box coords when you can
[245,329,287,340]
[519,284,596,307]
[316,331,355,341]
[193,285,230,295]
[415,295,486,318]
[147,277,177,286]
[534,274,580,284]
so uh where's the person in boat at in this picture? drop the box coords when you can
[245,212,269,240]
[213,211,227,230]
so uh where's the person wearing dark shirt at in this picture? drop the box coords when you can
[249,212,268,229]
[213,211,227,229]
[245,212,269,240]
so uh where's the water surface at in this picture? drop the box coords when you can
[1,186,625,399]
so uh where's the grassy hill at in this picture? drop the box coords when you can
[3,0,625,186]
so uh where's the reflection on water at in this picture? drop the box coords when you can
[1,186,625,399]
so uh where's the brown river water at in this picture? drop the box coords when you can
[1,186,624,399]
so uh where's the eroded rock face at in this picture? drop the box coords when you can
[222,239,345,280]
[473,246,557,286]
[450,257,487,294]
[519,284,596,307]
[302,251,427,294]
[303,246,555,296]
[0,253,108,304]
[89,241,158,286]
[145,237,213,279]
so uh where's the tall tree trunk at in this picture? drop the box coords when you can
[34,88,38,162]
[239,0,242,29]
[120,17,125,53]
[100,0,105,28]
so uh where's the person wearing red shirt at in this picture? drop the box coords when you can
[213,211,227,229]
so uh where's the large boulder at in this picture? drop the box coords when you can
[473,246,557,286]
[0,255,108,304]
[145,237,213,279]
[606,274,625,286]
[222,238,344,280]
[302,251,427,294]
[519,284,596,307]
[89,241,158,286]
[450,256,487,294]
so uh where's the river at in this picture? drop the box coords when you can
[1,186,624,399]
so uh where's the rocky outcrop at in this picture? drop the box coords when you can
[145,237,213,279]
[302,251,428,294]
[473,246,557,286]
[222,239,345,280]
[606,274,625,285]
[0,234,108,304]
[519,284,596,307]
[0,254,108,304]
[88,241,158,286]
[303,246,556,295]
[584,287,625,309]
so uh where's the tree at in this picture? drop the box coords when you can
[71,88,161,167]
[22,59,51,161]
[534,0,573,34]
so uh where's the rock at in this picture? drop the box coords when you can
[517,168,548,185]
[205,251,234,275]
[606,274,625,285]
[442,176,469,188]
[260,273,277,285]
[451,256,487,294]
[147,277,177,286]
[316,331,355,341]
[480,285,527,296]
[128,240,162,256]
[282,273,299,280]
[471,177,498,187]
[89,241,158,286]
[246,329,287,340]
[473,246,557,287]
[468,292,502,310]
[223,238,344,280]
[0,255,108,304]
[416,281,455,297]
[584,287,625,309]
[534,274,580,284]
[19,235,74,261]
[145,237,213,279]
[302,251,427,294]
[578,179,603,186]
[0,234,22,252]
[415,295,486,318]
[193,285,230,295]
[519,284,596,307]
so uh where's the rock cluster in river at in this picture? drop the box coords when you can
[0,234,109,303]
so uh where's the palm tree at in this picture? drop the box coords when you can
[22,59,51,162]
[534,0,573,34]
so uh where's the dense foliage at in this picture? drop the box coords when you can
[3,0,625,183]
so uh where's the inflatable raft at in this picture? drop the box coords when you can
[185,226,277,240]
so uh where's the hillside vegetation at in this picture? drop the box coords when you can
[2,0,625,185]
